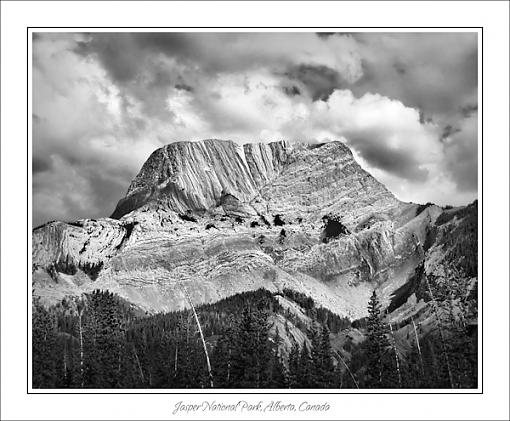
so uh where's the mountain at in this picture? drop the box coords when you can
[32,139,476,322]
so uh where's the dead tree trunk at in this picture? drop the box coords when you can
[411,316,425,378]
[389,323,402,388]
[336,351,359,389]
[63,341,68,383]
[180,282,214,388]
[133,345,145,385]
[174,344,178,377]
[78,308,84,388]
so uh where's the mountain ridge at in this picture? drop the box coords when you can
[110,139,398,224]
[32,139,476,321]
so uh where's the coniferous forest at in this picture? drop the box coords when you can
[32,274,477,389]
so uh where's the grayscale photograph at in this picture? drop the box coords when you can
[31,31,478,390]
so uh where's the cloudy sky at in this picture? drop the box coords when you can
[32,32,478,227]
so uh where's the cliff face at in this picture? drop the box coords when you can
[32,139,476,319]
[110,139,398,225]
[111,139,292,219]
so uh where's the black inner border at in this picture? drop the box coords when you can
[25,26,484,396]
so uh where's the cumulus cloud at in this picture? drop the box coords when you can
[311,90,442,181]
[32,34,163,225]
[32,32,478,226]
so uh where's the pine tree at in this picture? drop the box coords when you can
[230,307,271,388]
[81,290,129,388]
[319,325,335,387]
[287,341,300,388]
[424,275,454,388]
[32,298,58,388]
[267,327,287,388]
[230,307,257,387]
[297,342,314,388]
[365,290,390,388]
[211,316,237,388]
[309,323,322,387]
[432,269,478,388]
[253,310,272,387]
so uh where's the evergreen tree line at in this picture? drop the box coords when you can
[33,276,477,389]
[33,289,342,388]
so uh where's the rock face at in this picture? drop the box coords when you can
[32,139,477,319]
[111,139,292,219]
[110,139,397,225]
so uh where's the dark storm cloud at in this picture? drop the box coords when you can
[350,33,478,118]
[418,110,434,125]
[453,158,477,192]
[33,32,478,225]
[285,64,342,101]
[282,85,301,97]
[443,113,478,192]
[440,125,461,143]
[461,104,478,118]
[32,156,52,174]
[316,32,336,39]
[393,62,406,75]
[87,170,133,216]
[175,83,194,93]
[75,33,210,123]
[73,32,477,125]
[75,34,141,83]
[75,33,243,85]
[349,134,428,182]
[32,148,138,226]
[73,32,361,119]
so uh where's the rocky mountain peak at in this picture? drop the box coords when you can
[33,137,475,323]
[111,139,397,226]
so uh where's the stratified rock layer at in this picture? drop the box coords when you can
[111,140,292,219]
[110,140,398,225]
[32,139,475,319]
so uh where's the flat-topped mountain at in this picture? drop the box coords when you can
[111,139,398,224]
[32,139,476,321]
